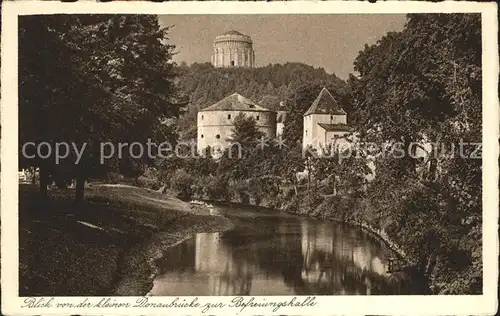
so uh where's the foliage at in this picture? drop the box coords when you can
[228,113,265,151]
[169,169,195,200]
[175,62,347,137]
[349,13,482,294]
[136,175,160,190]
[201,175,231,201]
[19,15,181,201]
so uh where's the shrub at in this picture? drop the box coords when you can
[248,178,264,206]
[233,180,250,204]
[319,185,334,196]
[136,176,159,190]
[106,172,124,184]
[204,175,230,201]
[170,169,195,200]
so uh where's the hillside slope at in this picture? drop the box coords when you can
[175,62,348,136]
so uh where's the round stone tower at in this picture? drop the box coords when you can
[211,30,255,68]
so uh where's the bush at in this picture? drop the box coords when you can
[233,180,250,204]
[203,175,230,201]
[248,178,264,206]
[283,186,296,199]
[136,176,159,190]
[106,172,124,184]
[319,185,334,196]
[170,169,195,200]
[303,191,323,209]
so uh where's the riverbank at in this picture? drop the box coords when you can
[313,213,412,265]
[278,196,435,293]
[197,194,427,292]
[185,195,405,259]
[19,184,233,296]
[200,196,411,263]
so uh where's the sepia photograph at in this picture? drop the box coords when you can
[1,1,498,315]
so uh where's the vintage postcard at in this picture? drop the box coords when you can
[1,1,498,315]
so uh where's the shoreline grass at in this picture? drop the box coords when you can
[19,183,233,296]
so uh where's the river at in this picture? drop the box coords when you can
[149,203,407,296]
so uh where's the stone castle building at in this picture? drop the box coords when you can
[276,101,287,137]
[196,88,350,152]
[211,30,255,68]
[303,88,350,151]
[197,93,276,151]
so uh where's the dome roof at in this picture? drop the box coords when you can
[223,30,244,36]
[214,30,253,44]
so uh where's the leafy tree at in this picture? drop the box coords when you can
[169,168,195,200]
[228,113,265,150]
[19,15,181,202]
[349,13,481,293]
[217,113,266,180]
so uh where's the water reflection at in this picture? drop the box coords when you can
[150,209,401,296]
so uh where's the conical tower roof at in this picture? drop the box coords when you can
[304,87,346,116]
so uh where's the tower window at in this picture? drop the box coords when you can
[231,61,235,66]
[305,130,308,136]
[201,115,204,120]
[256,115,260,121]
[228,114,231,119]
[216,134,221,139]
[201,134,204,138]
[330,115,334,120]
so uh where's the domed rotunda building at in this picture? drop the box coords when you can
[211,30,255,68]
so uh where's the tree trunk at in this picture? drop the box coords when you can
[39,166,49,198]
[31,167,36,184]
[307,169,311,191]
[425,251,438,276]
[398,137,416,176]
[406,138,417,175]
[428,158,438,180]
[75,172,86,203]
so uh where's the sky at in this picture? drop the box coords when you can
[158,14,407,79]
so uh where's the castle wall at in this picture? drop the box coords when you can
[312,113,347,125]
[303,113,348,150]
[303,115,315,149]
[197,110,276,151]
[276,122,285,137]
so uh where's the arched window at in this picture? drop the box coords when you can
[256,115,260,121]
[201,134,204,138]
[228,114,231,119]
[201,115,204,120]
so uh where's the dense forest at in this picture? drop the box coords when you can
[174,62,348,138]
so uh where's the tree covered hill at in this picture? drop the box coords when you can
[174,62,348,135]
